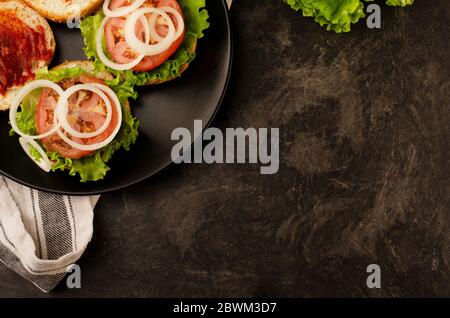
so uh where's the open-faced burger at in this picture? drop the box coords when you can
[81,0,210,85]
[9,61,139,182]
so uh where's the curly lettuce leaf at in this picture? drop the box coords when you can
[11,89,39,136]
[385,0,414,7]
[12,66,139,182]
[81,0,210,86]
[9,88,43,162]
[284,0,414,33]
[284,0,365,33]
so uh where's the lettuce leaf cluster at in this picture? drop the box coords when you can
[283,0,414,33]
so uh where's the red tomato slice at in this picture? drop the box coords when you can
[35,76,119,159]
[104,0,185,72]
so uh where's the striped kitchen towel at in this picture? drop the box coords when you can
[0,177,96,292]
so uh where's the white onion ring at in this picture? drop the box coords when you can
[18,137,52,172]
[149,7,184,43]
[148,13,164,42]
[159,6,185,40]
[55,83,123,152]
[96,16,150,71]
[9,80,64,140]
[55,84,113,139]
[124,7,175,56]
[103,0,146,18]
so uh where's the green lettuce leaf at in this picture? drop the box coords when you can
[80,0,210,86]
[385,0,414,7]
[12,66,139,182]
[283,0,365,33]
[283,0,414,33]
[11,88,40,137]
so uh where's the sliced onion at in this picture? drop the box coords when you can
[149,7,184,43]
[18,137,52,172]
[148,13,164,42]
[96,16,150,71]
[11,79,125,166]
[55,84,113,139]
[159,6,185,40]
[55,84,123,152]
[9,80,64,140]
[124,7,175,56]
[103,0,146,18]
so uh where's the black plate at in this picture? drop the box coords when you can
[0,0,232,195]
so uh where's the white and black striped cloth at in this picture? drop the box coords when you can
[0,177,96,292]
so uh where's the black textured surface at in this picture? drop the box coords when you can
[1,0,449,297]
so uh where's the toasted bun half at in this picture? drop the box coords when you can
[0,0,55,111]
[21,0,103,23]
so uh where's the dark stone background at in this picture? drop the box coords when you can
[0,0,448,297]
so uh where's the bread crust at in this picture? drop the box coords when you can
[21,0,104,23]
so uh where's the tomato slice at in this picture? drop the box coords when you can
[104,0,185,72]
[35,76,119,159]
